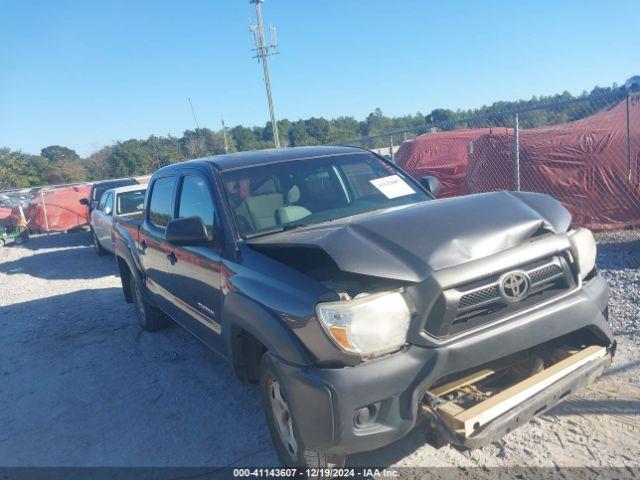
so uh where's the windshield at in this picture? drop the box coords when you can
[93,180,137,201]
[222,152,430,238]
[116,189,146,215]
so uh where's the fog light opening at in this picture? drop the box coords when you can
[354,403,379,428]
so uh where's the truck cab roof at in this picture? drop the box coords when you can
[154,146,367,174]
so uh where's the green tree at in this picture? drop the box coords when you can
[40,145,81,163]
[106,140,152,177]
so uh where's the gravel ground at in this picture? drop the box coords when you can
[0,230,638,473]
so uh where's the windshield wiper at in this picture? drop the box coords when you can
[243,222,313,240]
[281,222,312,231]
[244,227,285,239]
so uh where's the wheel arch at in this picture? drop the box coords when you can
[224,291,311,382]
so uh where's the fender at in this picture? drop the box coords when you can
[115,236,143,284]
[223,291,311,367]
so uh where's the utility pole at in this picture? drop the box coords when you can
[249,0,280,148]
[221,118,230,153]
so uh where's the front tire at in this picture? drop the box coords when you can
[130,273,172,331]
[260,354,346,468]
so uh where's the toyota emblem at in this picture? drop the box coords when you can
[499,271,530,303]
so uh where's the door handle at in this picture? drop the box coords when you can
[140,240,147,251]
[167,252,177,265]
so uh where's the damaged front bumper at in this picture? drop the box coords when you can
[271,274,613,456]
[422,345,613,449]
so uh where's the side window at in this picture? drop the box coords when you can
[302,167,347,210]
[104,193,114,214]
[148,176,177,229]
[340,161,384,198]
[178,175,215,238]
[97,193,108,211]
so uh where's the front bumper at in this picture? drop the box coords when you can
[273,274,613,456]
[429,347,613,449]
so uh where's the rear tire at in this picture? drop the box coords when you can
[260,354,346,468]
[92,231,107,256]
[130,273,172,331]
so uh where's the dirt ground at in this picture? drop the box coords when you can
[1,231,638,473]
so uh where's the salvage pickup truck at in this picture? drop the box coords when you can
[112,146,614,467]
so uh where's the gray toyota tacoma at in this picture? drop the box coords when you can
[113,145,614,467]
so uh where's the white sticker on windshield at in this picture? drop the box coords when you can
[369,175,415,199]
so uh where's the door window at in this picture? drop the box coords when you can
[148,176,177,229]
[97,193,108,211]
[177,175,215,238]
[104,192,114,214]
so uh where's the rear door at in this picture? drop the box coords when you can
[139,175,179,315]
[166,173,224,351]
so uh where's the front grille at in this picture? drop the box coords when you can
[458,285,499,310]
[457,262,565,312]
[422,253,576,338]
[529,264,563,284]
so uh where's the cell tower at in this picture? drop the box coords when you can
[249,0,280,148]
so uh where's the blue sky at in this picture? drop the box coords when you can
[1,0,638,156]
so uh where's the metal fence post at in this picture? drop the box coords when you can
[390,135,395,162]
[40,189,50,233]
[626,92,632,181]
[514,112,520,191]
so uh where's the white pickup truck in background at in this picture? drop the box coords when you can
[90,184,146,255]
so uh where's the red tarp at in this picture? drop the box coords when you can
[0,206,12,222]
[26,185,91,232]
[465,97,640,230]
[395,128,510,197]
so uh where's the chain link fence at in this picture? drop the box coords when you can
[340,90,640,230]
[0,173,153,235]
[2,90,639,234]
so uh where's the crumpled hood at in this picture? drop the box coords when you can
[247,191,571,282]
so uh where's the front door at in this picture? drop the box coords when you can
[98,191,114,251]
[139,175,179,316]
[166,173,224,352]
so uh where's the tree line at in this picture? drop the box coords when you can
[0,83,623,190]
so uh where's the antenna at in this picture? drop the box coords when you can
[188,97,200,129]
[248,0,280,148]
[221,118,230,153]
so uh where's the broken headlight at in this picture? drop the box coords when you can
[316,291,411,358]
[568,228,597,280]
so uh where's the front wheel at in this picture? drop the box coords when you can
[260,354,346,468]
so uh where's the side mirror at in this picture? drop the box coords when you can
[166,216,209,246]
[420,176,441,198]
[104,206,112,216]
[79,198,89,206]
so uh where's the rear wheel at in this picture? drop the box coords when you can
[92,231,107,256]
[260,354,346,468]
[130,273,171,331]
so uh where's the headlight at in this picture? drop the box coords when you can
[316,291,411,358]
[568,228,597,279]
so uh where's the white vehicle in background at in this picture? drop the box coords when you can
[90,184,146,256]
